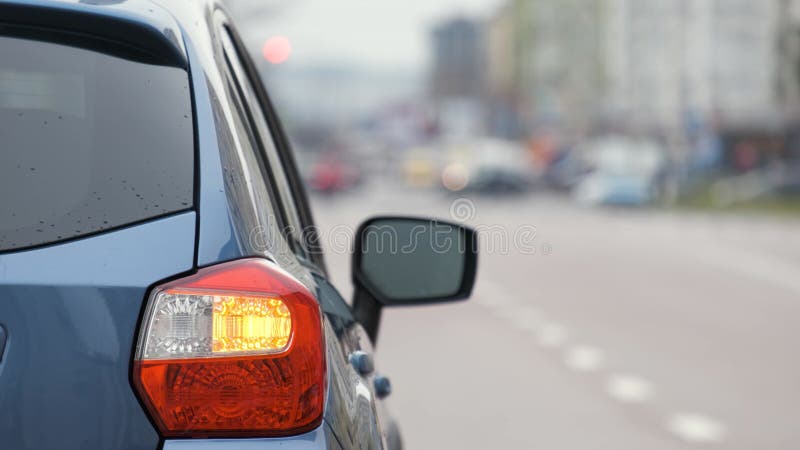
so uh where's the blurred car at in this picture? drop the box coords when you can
[402,156,438,187]
[441,138,533,195]
[308,157,362,194]
[542,149,593,191]
[446,164,532,195]
[0,2,478,450]
[574,173,656,205]
[573,135,665,206]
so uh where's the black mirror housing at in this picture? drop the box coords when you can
[351,216,478,341]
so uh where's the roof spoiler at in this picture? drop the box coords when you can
[0,1,187,68]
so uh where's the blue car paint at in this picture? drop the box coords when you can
[184,34,245,266]
[174,9,394,447]
[0,213,196,450]
[183,19,389,447]
[0,213,196,287]
[599,175,652,206]
[0,1,396,448]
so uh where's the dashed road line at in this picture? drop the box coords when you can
[476,283,728,447]
[667,413,727,444]
[563,345,605,372]
[606,373,654,404]
[508,305,543,331]
[536,323,568,348]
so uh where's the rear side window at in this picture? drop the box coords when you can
[0,32,193,252]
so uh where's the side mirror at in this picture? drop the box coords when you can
[351,216,478,342]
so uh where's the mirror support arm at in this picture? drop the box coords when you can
[352,287,383,344]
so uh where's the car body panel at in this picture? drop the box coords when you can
[177,4,394,449]
[574,173,655,206]
[0,1,398,449]
[162,423,343,450]
[184,34,244,266]
[0,212,196,450]
[172,4,394,448]
[315,277,388,450]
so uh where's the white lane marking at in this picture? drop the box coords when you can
[537,323,568,348]
[667,413,727,444]
[474,278,505,303]
[494,303,521,320]
[477,274,728,445]
[478,292,512,309]
[563,345,605,372]
[606,374,654,403]
[509,305,544,332]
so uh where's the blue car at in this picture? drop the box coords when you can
[0,1,478,449]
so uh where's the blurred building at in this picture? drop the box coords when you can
[480,0,794,137]
[429,17,484,101]
[604,0,780,132]
[429,17,485,137]
[776,0,800,161]
[260,63,419,129]
[777,0,800,120]
[484,2,518,138]
[484,0,606,136]
[526,0,607,129]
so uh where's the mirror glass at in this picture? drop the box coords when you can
[358,218,467,303]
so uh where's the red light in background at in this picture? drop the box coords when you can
[262,36,292,64]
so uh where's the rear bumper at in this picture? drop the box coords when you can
[162,422,342,450]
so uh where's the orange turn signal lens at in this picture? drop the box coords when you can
[132,259,326,437]
[212,294,292,353]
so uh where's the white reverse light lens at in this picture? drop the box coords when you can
[141,289,292,359]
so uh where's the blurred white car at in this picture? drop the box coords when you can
[574,135,665,206]
[441,138,534,195]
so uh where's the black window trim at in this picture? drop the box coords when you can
[217,45,293,250]
[0,3,187,69]
[219,32,308,258]
[218,35,304,259]
[216,14,328,275]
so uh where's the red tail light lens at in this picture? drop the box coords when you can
[132,258,326,437]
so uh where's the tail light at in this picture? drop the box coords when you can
[132,258,326,437]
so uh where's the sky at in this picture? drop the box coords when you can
[228,0,501,72]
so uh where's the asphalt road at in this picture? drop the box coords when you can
[311,182,800,450]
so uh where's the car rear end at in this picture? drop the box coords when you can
[0,3,197,449]
[0,2,286,449]
[0,3,344,449]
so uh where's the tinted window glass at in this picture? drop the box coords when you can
[220,30,309,258]
[0,33,193,252]
[216,49,294,262]
[360,219,466,301]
